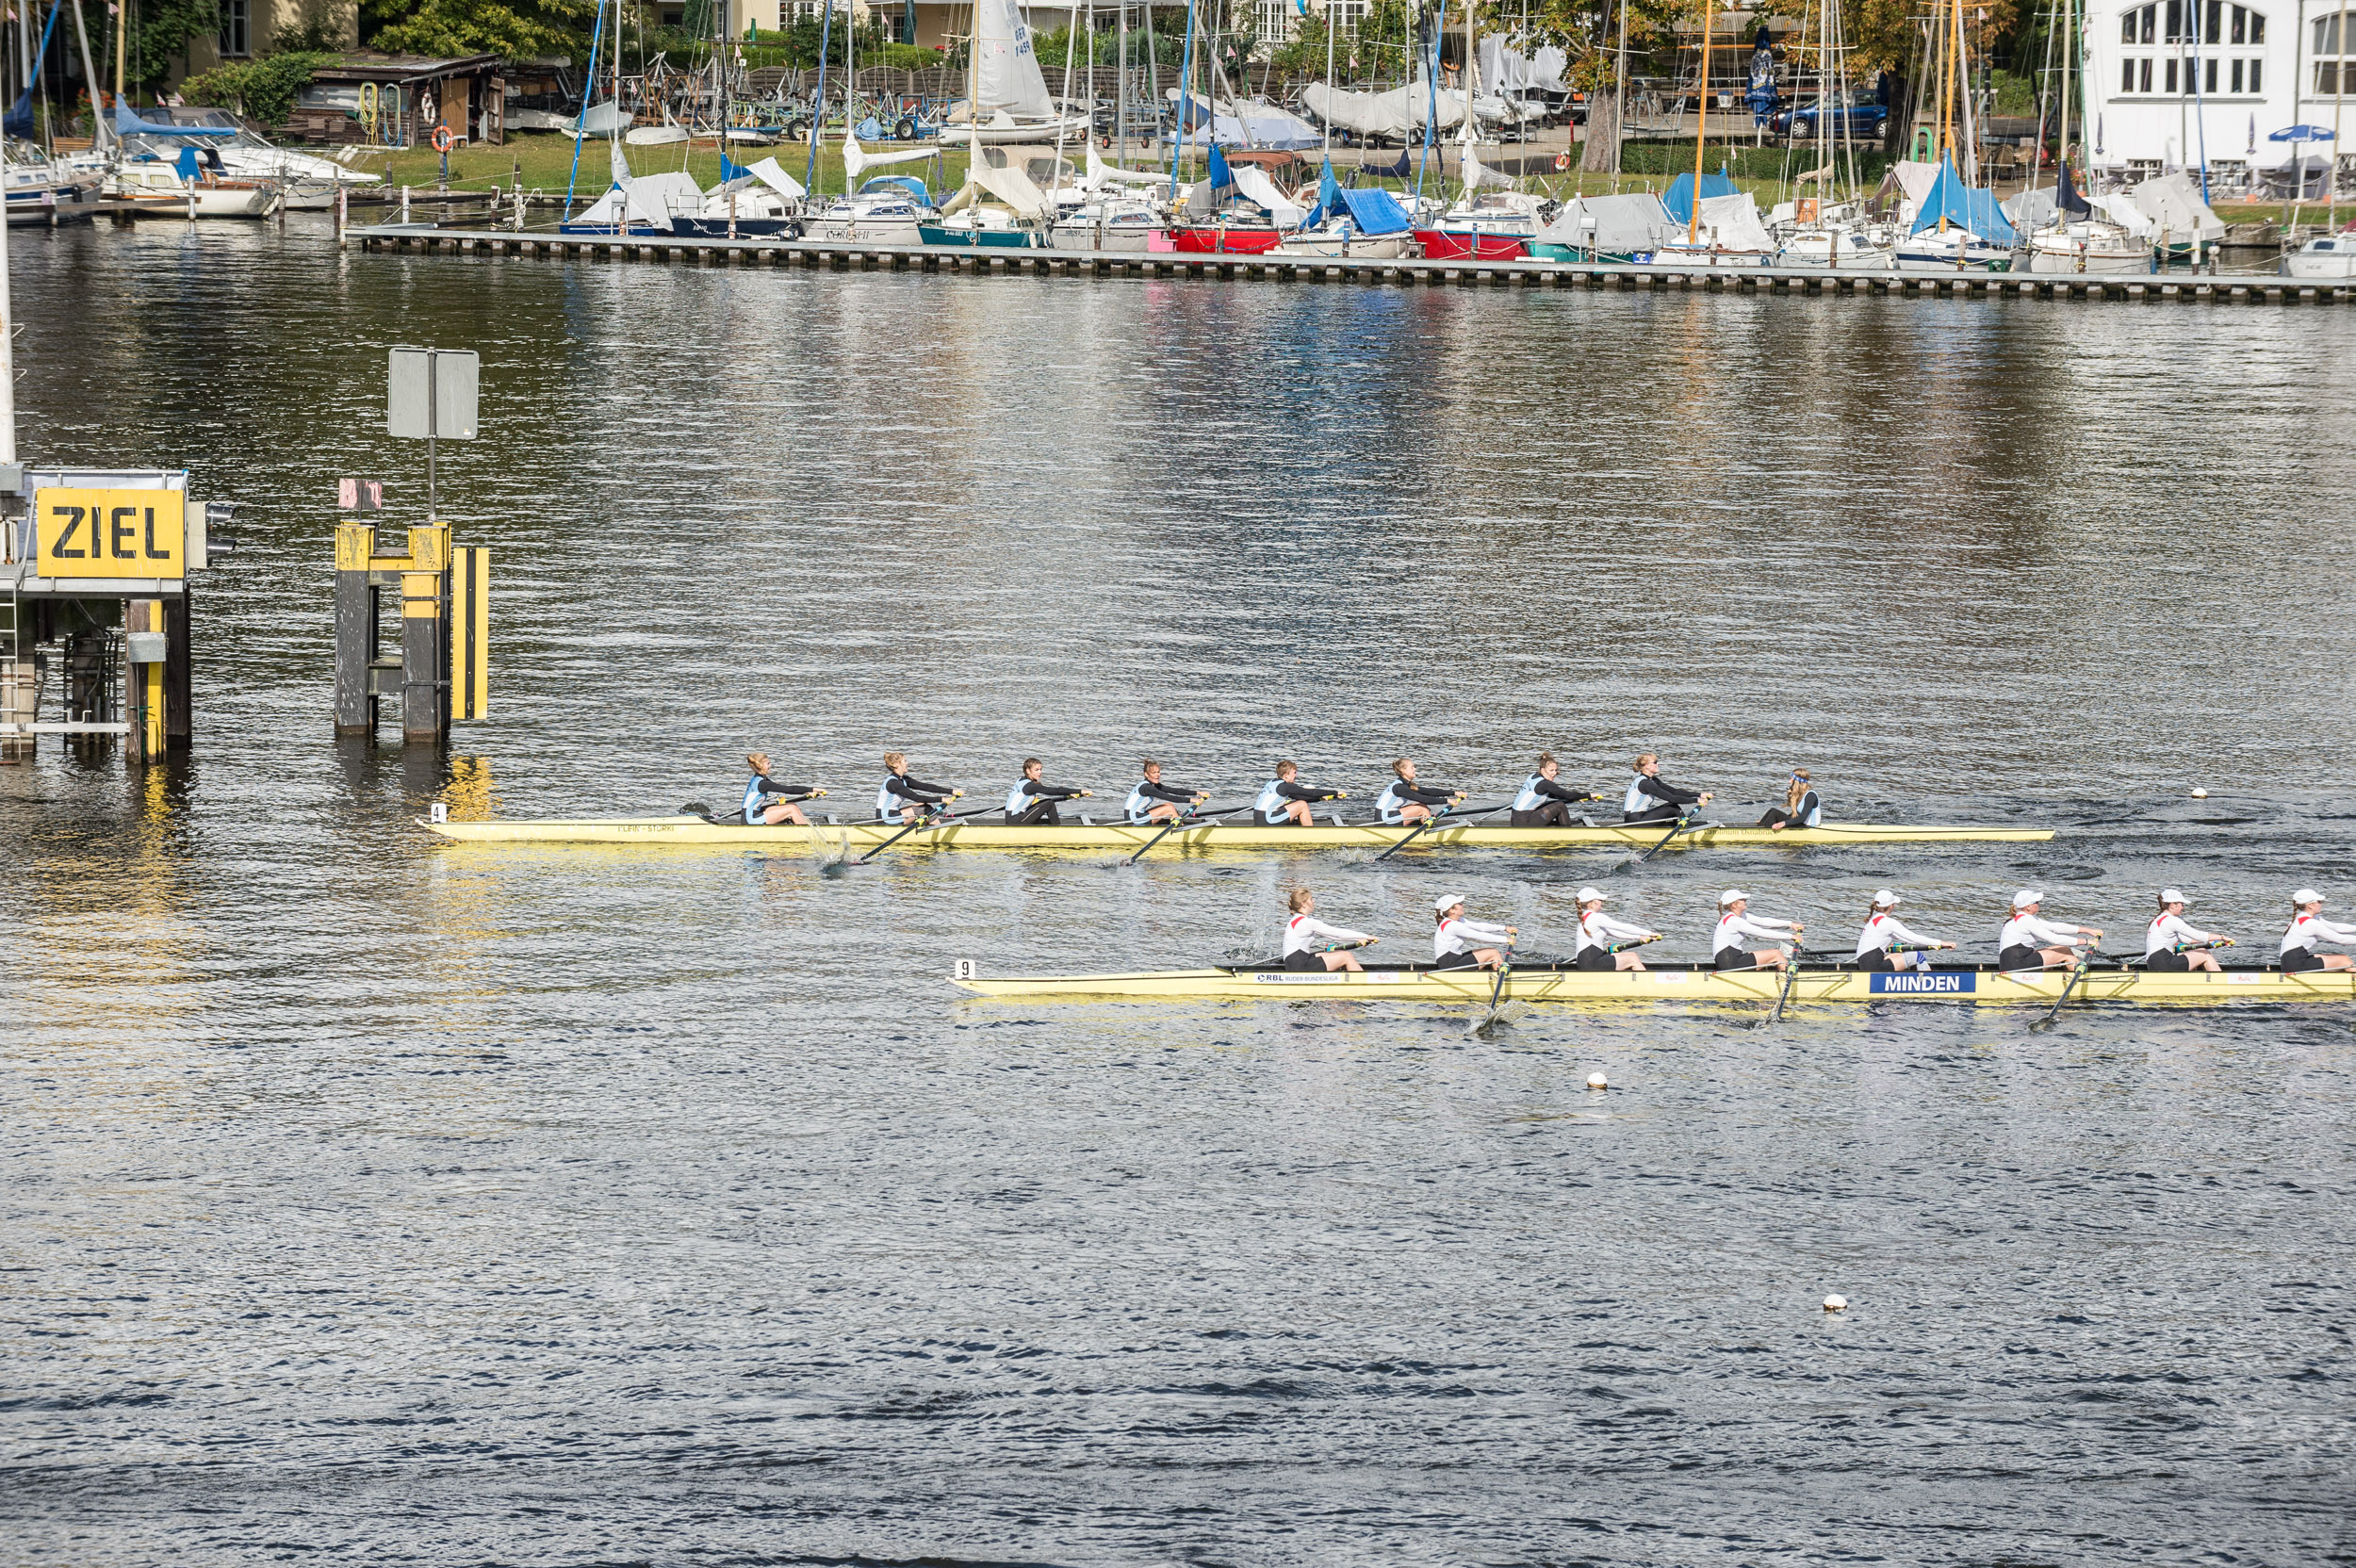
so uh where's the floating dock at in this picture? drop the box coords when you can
[345,224,2351,304]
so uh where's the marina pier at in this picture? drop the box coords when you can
[344,223,2356,305]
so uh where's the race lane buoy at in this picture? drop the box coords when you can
[1824,1294,1848,1312]
[2191,788,2208,798]
[431,124,455,153]
[1586,1071,1609,1090]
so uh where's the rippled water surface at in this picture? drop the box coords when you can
[5,218,2355,1566]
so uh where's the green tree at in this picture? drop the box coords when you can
[369,0,596,58]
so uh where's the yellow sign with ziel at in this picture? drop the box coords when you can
[35,488,186,580]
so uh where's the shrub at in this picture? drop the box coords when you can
[181,50,332,125]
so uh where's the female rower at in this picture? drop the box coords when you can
[1996,890,2102,971]
[1432,892,1515,971]
[1624,753,1713,824]
[1511,753,1595,827]
[743,753,825,826]
[1005,759,1090,826]
[1283,889,1377,972]
[2146,889,2232,972]
[1572,887,1659,972]
[1854,889,1954,972]
[2280,890,2356,972]
[1713,890,1804,971]
[1378,759,1464,826]
[1126,760,1205,825]
[1759,769,1822,831]
[878,752,961,825]
[1256,760,1346,826]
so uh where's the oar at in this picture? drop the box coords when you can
[851,797,970,865]
[2029,946,2100,1032]
[1107,801,1252,869]
[1469,957,1513,1037]
[1767,944,1807,1024]
[1371,799,1513,863]
[1632,811,1707,864]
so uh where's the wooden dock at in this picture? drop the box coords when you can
[344,224,2351,305]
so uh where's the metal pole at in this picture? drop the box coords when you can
[426,348,437,523]
[0,111,13,467]
[1116,0,1129,166]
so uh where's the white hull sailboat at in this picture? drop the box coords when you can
[2025,220,2153,274]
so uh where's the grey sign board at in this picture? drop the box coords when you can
[386,347,479,440]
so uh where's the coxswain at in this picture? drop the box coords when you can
[2145,889,2232,972]
[1510,753,1595,827]
[1713,889,1803,971]
[1572,887,1659,972]
[1854,889,1954,972]
[1282,888,1376,972]
[1996,890,2102,972]
[1623,752,1713,824]
[1377,758,1464,826]
[1255,760,1346,826]
[1432,891,1515,971]
[1005,758,1090,825]
[877,751,961,825]
[2279,889,2356,973]
[742,752,826,826]
[1125,760,1205,825]
[1759,769,1822,831]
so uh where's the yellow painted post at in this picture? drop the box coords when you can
[450,546,488,720]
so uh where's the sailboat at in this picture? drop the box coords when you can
[1645,1,1773,265]
[2021,0,2151,273]
[943,0,1090,148]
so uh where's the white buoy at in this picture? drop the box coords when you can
[1586,1071,1609,1090]
[1823,1294,1847,1312]
[2191,788,2208,799]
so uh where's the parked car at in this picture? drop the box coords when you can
[1771,95,1889,139]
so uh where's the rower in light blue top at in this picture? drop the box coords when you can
[1255,760,1346,825]
[1126,760,1205,825]
[1759,769,1823,830]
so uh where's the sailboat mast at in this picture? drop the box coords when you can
[1116,0,1129,168]
[1324,0,1336,155]
[1689,0,1712,242]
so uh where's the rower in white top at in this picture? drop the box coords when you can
[2279,889,2356,973]
[1997,889,2102,972]
[2144,888,2233,972]
[1572,887,1660,972]
[1432,891,1514,972]
[1853,889,1954,972]
[1712,890,1803,971]
[1255,760,1347,826]
[1281,888,1376,972]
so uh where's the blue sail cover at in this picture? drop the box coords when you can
[1662,171,1737,224]
[1207,141,1235,194]
[1911,155,2018,245]
[1300,160,1411,235]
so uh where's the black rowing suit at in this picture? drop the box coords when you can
[1006,777,1085,826]
[1126,778,1198,825]
[1624,775,1706,824]
[1511,774,1589,828]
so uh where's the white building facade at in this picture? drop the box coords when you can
[2084,0,2356,180]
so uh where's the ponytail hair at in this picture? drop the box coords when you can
[1287,888,1313,914]
[1392,758,1412,778]
[1536,751,1556,769]
[883,750,907,771]
[1632,752,1658,772]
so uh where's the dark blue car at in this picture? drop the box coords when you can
[1772,98,1890,139]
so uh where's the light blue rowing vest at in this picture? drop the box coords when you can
[744,774,769,825]
[876,780,902,822]
[1796,791,1822,827]
[1124,782,1157,825]
[1006,781,1033,815]
[1513,773,1547,812]
[1624,776,1651,814]
[1376,781,1408,825]
[1255,779,1288,825]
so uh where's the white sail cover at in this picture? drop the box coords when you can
[1301,81,1467,139]
[1229,163,1306,227]
[744,155,807,201]
[1537,192,1677,252]
[1690,191,1774,250]
[944,156,1051,219]
[972,0,1054,118]
[2129,172,2225,241]
[1478,35,1567,93]
[1086,146,1165,188]
[1886,159,1941,226]
[2091,192,2156,237]
[1460,140,1515,192]
[571,169,703,227]
[843,134,936,184]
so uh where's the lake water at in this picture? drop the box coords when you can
[4,215,2353,1566]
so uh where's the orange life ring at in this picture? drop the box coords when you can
[1554,151,1570,172]
[431,124,455,153]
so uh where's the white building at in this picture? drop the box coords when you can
[2084,0,2356,183]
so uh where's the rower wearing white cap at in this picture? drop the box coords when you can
[1282,888,1376,972]
[2279,890,2356,973]
[1713,890,1803,971]
[1432,892,1515,971]
[1997,890,2102,972]
[1854,890,1954,973]
[2145,890,2232,972]
[1573,888,1659,972]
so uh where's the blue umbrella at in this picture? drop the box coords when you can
[2269,124,2337,141]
